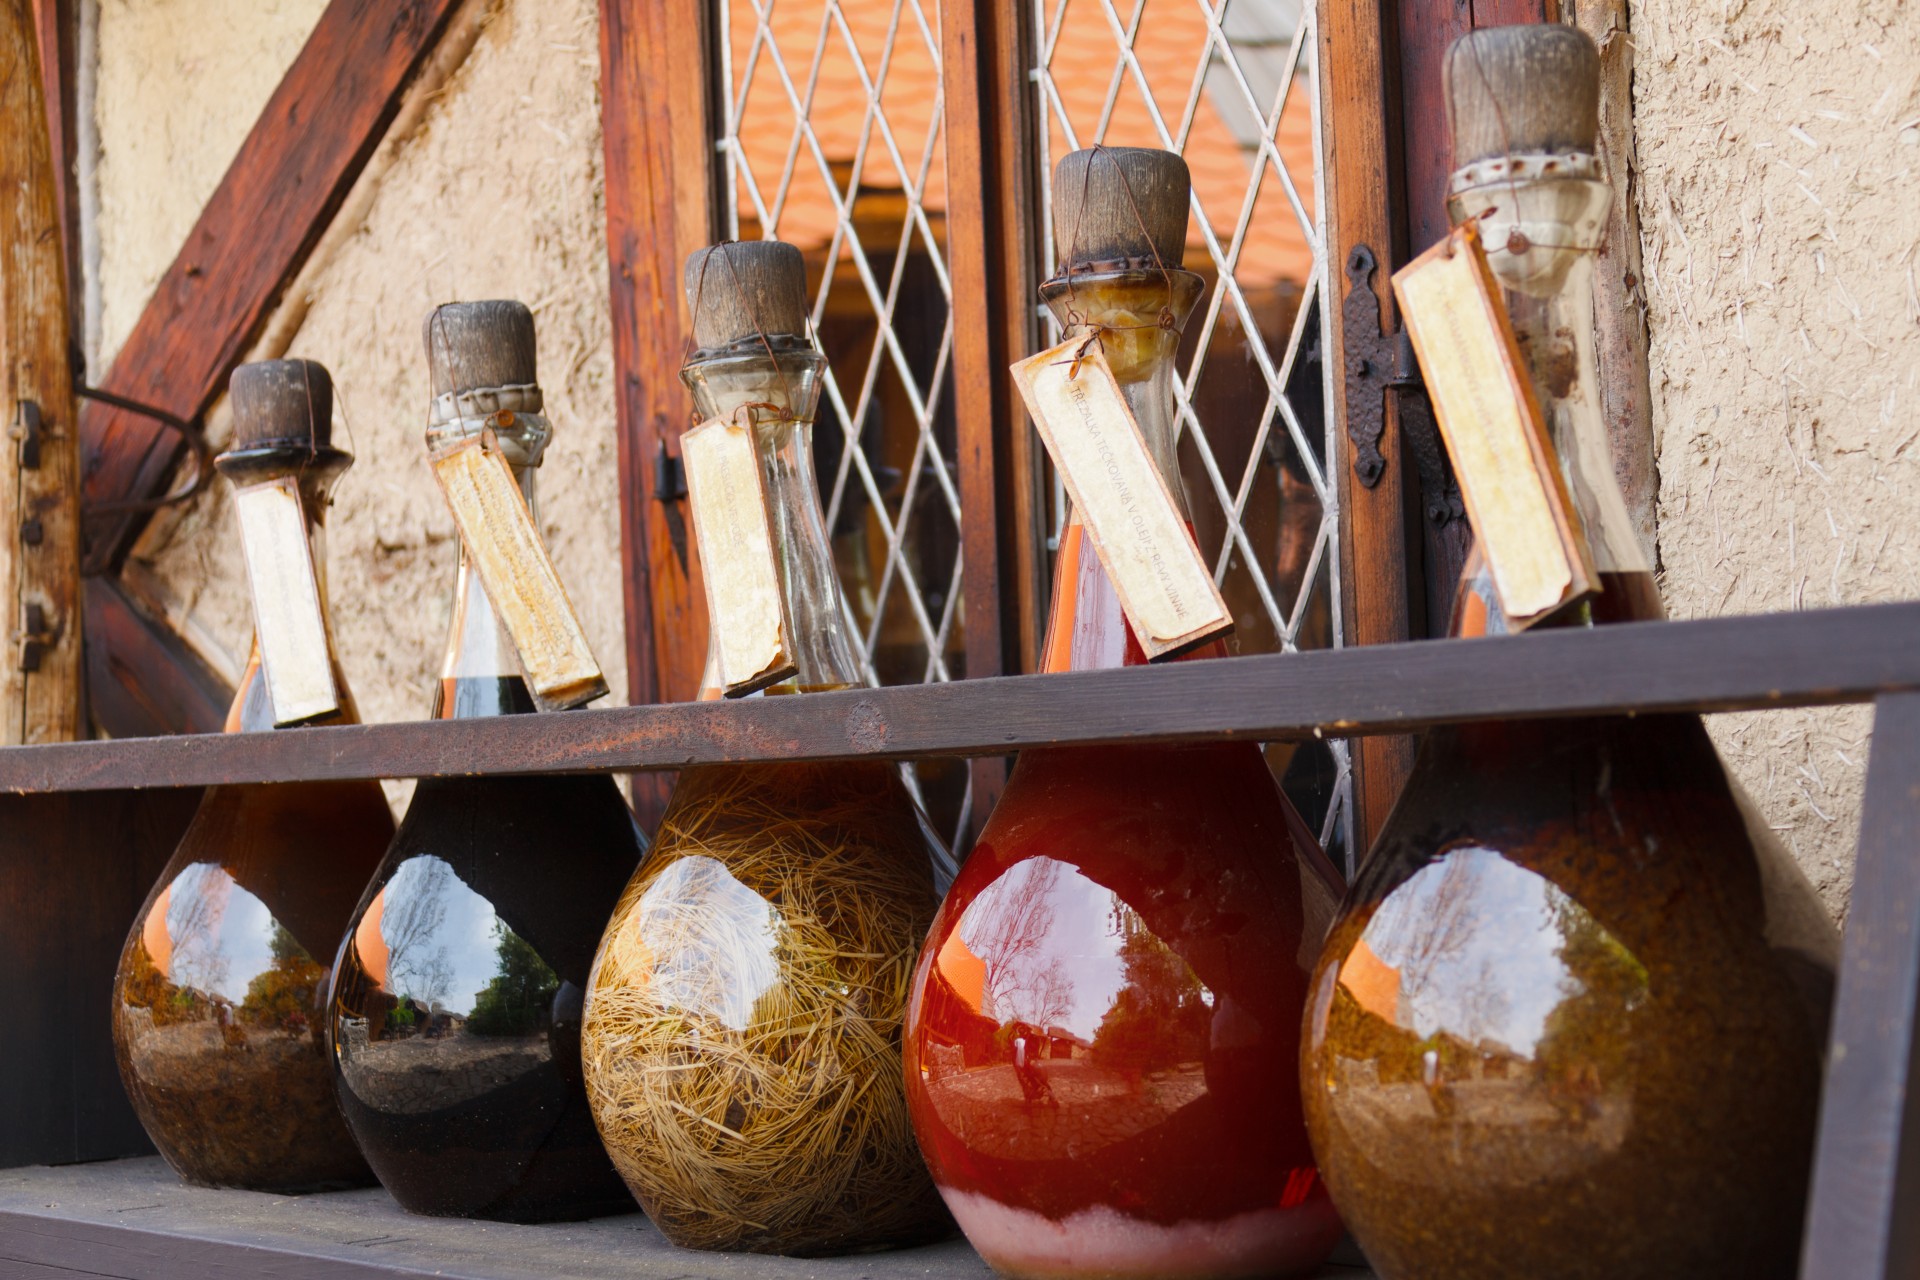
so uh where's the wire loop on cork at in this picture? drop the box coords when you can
[1047,145,1198,345]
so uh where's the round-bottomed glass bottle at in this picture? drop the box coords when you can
[581,242,950,1256]
[904,149,1347,1280]
[1301,29,1838,1280]
[327,303,646,1222]
[113,360,394,1191]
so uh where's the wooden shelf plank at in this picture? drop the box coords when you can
[17,602,1920,795]
[0,1158,1375,1279]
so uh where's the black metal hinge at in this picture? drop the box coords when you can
[1340,245,1462,525]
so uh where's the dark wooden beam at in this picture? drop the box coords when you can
[79,0,462,575]
[1802,689,1920,1280]
[598,0,716,825]
[1321,0,1417,850]
[8,602,1918,795]
[941,0,1036,832]
[28,0,77,329]
[0,0,83,742]
[82,576,230,739]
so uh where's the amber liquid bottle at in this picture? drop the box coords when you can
[904,149,1346,1280]
[113,360,394,1192]
[327,303,645,1222]
[1301,27,1839,1280]
[580,242,950,1256]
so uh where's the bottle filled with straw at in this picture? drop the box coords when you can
[580,241,953,1256]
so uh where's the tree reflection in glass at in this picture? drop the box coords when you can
[1315,847,1650,1183]
[329,772,641,1226]
[908,796,1343,1280]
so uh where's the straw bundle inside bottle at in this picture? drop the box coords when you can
[582,760,948,1255]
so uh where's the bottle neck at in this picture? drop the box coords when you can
[229,473,359,732]
[1449,173,1658,636]
[1035,270,1212,673]
[1507,258,1649,579]
[434,464,538,719]
[682,348,862,698]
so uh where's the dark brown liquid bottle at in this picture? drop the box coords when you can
[580,242,951,1256]
[327,303,645,1222]
[905,150,1347,1280]
[1301,29,1839,1280]
[113,360,395,1192]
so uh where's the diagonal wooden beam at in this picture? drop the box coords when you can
[80,0,463,577]
[83,576,229,738]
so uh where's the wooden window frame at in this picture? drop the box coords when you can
[600,0,1438,845]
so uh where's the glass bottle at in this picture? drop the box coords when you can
[112,360,394,1192]
[1301,28,1839,1280]
[904,149,1347,1280]
[327,302,646,1223]
[580,241,950,1256]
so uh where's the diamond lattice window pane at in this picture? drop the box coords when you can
[718,0,969,843]
[1032,0,1351,863]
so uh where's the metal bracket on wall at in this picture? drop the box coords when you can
[18,601,50,672]
[652,438,690,574]
[1393,332,1464,528]
[74,385,212,524]
[1340,245,1460,524]
[1341,245,1398,488]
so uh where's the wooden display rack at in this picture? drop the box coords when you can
[0,603,1914,1277]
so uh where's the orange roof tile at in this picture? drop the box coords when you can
[725,0,1315,288]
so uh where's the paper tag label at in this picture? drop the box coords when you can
[430,437,608,710]
[682,417,795,697]
[1011,339,1232,660]
[232,476,340,727]
[1393,222,1596,628]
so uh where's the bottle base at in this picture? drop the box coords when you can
[938,1185,1344,1280]
[643,1215,957,1259]
[166,1165,376,1197]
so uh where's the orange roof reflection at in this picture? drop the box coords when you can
[728,1,1315,289]
[936,925,987,1013]
[1340,938,1402,1026]
[142,883,173,977]
[355,890,390,990]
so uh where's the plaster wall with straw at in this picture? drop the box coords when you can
[1623,0,1920,919]
[94,0,627,783]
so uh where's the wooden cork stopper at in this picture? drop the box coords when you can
[1444,25,1599,166]
[228,359,336,453]
[423,300,538,398]
[1051,147,1190,270]
[684,241,809,349]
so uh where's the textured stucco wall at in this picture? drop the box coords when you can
[104,0,626,744]
[1629,0,1919,918]
[94,0,328,368]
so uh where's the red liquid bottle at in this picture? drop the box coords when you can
[327,303,645,1222]
[905,149,1346,1280]
[1301,29,1839,1280]
[113,360,394,1191]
